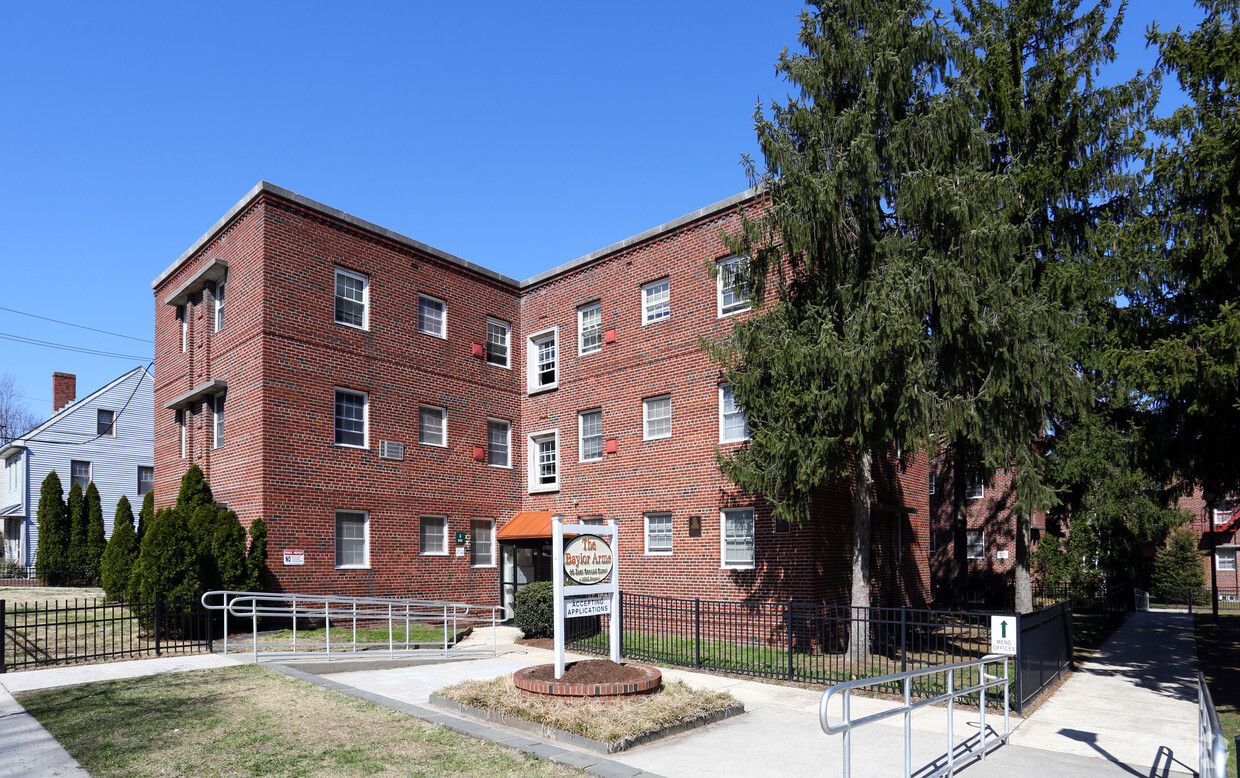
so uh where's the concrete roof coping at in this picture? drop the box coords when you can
[162,258,229,306]
[151,182,521,291]
[152,183,760,295]
[518,188,759,289]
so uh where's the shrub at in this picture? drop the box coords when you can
[213,510,249,591]
[0,558,24,579]
[136,490,154,546]
[100,495,137,600]
[85,483,106,582]
[246,516,271,592]
[66,481,87,574]
[127,506,202,635]
[514,581,554,639]
[34,471,69,585]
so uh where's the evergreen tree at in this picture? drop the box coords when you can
[127,506,202,615]
[950,0,1155,611]
[246,516,271,592]
[213,510,249,591]
[136,489,154,546]
[34,471,69,585]
[85,482,106,582]
[176,464,214,512]
[100,495,138,600]
[1152,527,1207,602]
[1129,1,1240,499]
[66,481,86,579]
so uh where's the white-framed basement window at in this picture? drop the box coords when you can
[528,430,559,492]
[644,512,672,555]
[721,508,755,569]
[335,510,369,568]
[420,515,448,556]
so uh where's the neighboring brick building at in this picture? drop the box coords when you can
[1179,488,1239,598]
[151,182,930,610]
[928,454,1045,604]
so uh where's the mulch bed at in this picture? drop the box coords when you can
[515,637,554,650]
[526,659,645,685]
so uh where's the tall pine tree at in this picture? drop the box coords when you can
[100,495,138,600]
[66,481,87,579]
[85,482,106,581]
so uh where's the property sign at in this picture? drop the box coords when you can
[282,549,304,566]
[563,534,613,585]
[990,615,1017,655]
[455,531,468,545]
[565,595,612,618]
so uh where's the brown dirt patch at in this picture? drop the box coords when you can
[515,637,554,649]
[526,659,645,685]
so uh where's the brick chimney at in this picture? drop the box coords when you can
[53,372,76,412]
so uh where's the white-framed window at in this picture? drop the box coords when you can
[721,508,755,569]
[177,409,187,459]
[418,405,446,447]
[213,393,226,449]
[642,278,670,324]
[487,419,510,468]
[965,472,984,500]
[335,510,369,568]
[97,409,115,437]
[486,318,510,368]
[420,515,448,556]
[417,294,446,338]
[177,305,187,352]
[213,277,227,332]
[929,472,936,496]
[137,466,154,496]
[579,409,603,462]
[528,430,559,492]
[719,384,749,442]
[334,268,369,329]
[1214,500,1237,525]
[929,530,938,553]
[527,327,558,393]
[579,516,606,526]
[717,256,750,316]
[643,395,671,440]
[966,529,985,559]
[70,460,91,489]
[471,518,495,567]
[5,455,20,493]
[1218,552,1236,572]
[578,302,602,355]
[644,512,672,555]
[334,389,367,448]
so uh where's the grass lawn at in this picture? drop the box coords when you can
[438,676,739,749]
[259,623,450,649]
[1195,613,1239,778]
[17,664,577,778]
[0,585,106,608]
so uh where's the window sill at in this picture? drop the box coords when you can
[334,320,369,332]
[420,552,449,557]
[718,307,751,318]
[418,330,447,339]
[719,436,751,445]
[486,361,511,370]
[487,463,512,470]
[334,444,370,451]
[527,384,559,396]
[579,456,603,464]
[335,564,371,570]
[643,434,672,442]
[472,563,498,569]
[579,348,602,357]
[529,484,560,494]
[720,563,755,571]
[645,550,673,557]
[642,317,670,326]
[419,441,448,449]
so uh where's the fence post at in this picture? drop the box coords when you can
[618,594,624,658]
[900,606,907,674]
[694,598,701,669]
[1,599,6,674]
[154,591,163,657]
[786,601,794,681]
[1014,610,1023,715]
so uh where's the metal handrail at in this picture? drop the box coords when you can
[820,653,1011,778]
[201,590,509,662]
[1134,588,1150,612]
[1199,672,1228,778]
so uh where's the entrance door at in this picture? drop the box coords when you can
[499,542,552,620]
[2,517,19,562]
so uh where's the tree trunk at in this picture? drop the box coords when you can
[847,447,874,663]
[952,448,968,605]
[1014,512,1032,613]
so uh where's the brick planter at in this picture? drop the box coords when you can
[513,663,662,700]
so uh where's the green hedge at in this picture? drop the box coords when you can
[514,581,554,639]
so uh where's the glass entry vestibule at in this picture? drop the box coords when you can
[495,510,560,620]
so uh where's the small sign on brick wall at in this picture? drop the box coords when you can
[996,550,1009,560]
[283,549,305,566]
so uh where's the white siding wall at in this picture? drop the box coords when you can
[22,368,154,567]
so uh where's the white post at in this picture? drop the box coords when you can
[552,513,566,679]
[608,518,620,664]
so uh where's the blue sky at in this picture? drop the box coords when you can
[0,1,1204,421]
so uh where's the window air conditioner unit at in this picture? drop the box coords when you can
[378,440,405,461]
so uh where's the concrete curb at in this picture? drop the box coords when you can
[266,663,665,778]
[429,693,745,754]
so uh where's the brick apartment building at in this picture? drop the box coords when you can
[151,182,930,611]
[1178,488,1239,598]
[928,455,1045,604]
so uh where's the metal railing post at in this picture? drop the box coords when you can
[946,668,955,774]
[222,593,229,656]
[694,598,701,669]
[252,599,258,664]
[324,601,331,659]
[901,606,907,674]
[154,591,163,657]
[388,604,394,657]
[787,601,794,681]
[292,594,298,653]
[1,599,6,674]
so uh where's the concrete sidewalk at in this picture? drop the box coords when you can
[0,613,1203,777]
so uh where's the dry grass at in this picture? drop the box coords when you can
[437,676,741,747]
[0,585,106,608]
[18,664,578,777]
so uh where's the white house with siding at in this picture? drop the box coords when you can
[1,367,153,572]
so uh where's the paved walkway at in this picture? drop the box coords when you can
[0,613,1204,777]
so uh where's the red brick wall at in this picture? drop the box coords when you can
[1181,489,1240,592]
[154,190,931,607]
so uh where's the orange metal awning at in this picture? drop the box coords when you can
[496,510,559,541]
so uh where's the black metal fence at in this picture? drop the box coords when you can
[1016,600,1072,713]
[1,593,213,673]
[1149,585,1240,612]
[0,564,96,586]
[1033,581,1130,614]
[568,592,999,702]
